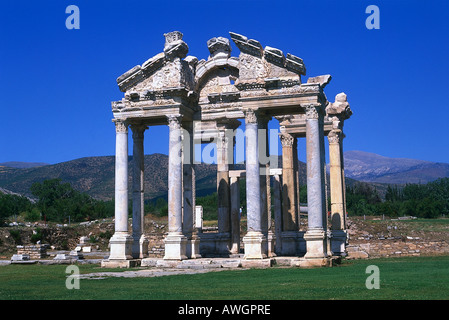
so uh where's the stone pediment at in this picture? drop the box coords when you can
[112,31,331,121]
[116,31,196,97]
[229,32,306,87]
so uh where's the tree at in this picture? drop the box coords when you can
[30,178,113,223]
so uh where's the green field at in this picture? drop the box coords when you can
[1,255,448,300]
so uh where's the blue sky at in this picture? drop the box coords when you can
[1,0,448,164]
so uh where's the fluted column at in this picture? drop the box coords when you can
[243,109,267,259]
[130,124,148,259]
[183,122,200,258]
[108,119,133,260]
[328,129,347,255]
[271,169,283,256]
[217,129,231,234]
[279,132,298,231]
[258,116,270,236]
[304,104,328,259]
[230,175,241,254]
[164,115,187,260]
[279,131,299,255]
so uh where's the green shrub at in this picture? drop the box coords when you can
[9,229,22,245]
[25,208,41,222]
[30,228,43,244]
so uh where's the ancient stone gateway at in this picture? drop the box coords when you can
[102,31,352,268]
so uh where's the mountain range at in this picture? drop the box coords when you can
[0,151,448,201]
[343,151,449,184]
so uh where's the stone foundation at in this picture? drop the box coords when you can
[16,244,49,259]
[346,239,449,259]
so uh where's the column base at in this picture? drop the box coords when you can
[108,232,133,260]
[101,259,140,268]
[330,230,347,256]
[280,231,298,256]
[267,231,276,257]
[132,234,149,259]
[243,231,267,260]
[304,229,328,259]
[215,232,231,255]
[186,234,202,259]
[163,233,187,260]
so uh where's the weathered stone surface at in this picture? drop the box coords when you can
[107,31,351,267]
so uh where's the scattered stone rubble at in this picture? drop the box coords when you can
[11,244,49,262]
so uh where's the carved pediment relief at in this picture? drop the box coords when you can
[114,31,312,112]
[116,31,196,97]
[229,32,306,86]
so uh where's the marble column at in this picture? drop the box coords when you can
[243,109,267,259]
[258,117,270,237]
[279,132,298,255]
[328,129,347,255]
[279,132,298,231]
[230,175,241,254]
[164,115,187,260]
[109,120,133,260]
[293,140,301,221]
[304,104,328,259]
[216,127,233,254]
[183,122,201,258]
[216,130,231,233]
[271,169,283,256]
[131,124,149,259]
[259,116,273,256]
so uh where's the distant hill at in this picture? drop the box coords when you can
[0,154,218,201]
[343,150,449,184]
[2,150,446,202]
[0,153,359,202]
[0,161,49,169]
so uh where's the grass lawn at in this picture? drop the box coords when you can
[0,255,448,300]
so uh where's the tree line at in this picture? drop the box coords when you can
[346,178,449,218]
[0,179,114,225]
[0,177,448,225]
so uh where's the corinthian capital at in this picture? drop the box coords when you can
[327,130,342,144]
[303,104,324,120]
[130,124,148,140]
[279,132,295,147]
[167,114,183,130]
[114,119,128,133]
[244,109,259,125]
